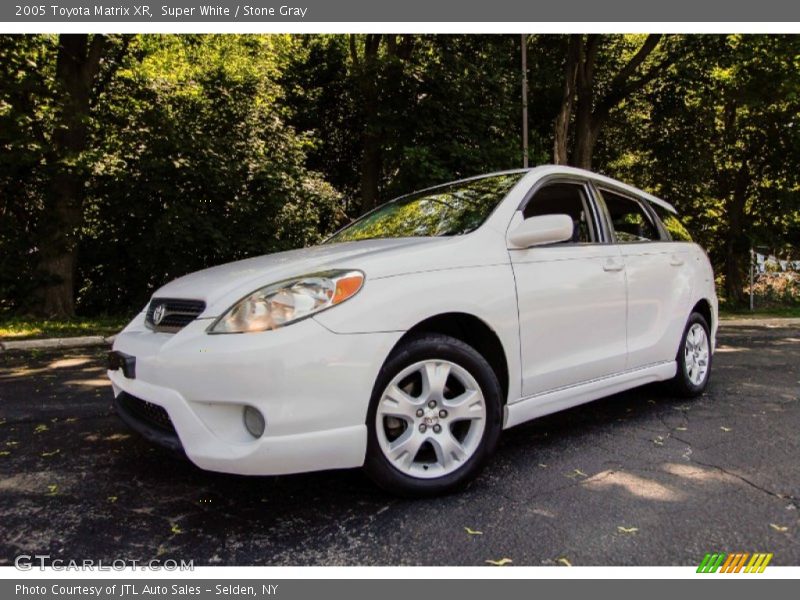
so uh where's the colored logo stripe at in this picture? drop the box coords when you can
[697,553,726,573]
[697,552,773,573]
[745,553,773,573]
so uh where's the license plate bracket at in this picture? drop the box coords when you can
[108,351,136,379]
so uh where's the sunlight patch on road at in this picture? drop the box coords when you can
[64,378,110,388]
[581,470,684,502]
[661,462,737,484]
[49,357,91,369]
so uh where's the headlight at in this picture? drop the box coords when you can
[208,270,364,334]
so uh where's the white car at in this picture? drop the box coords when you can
[109,165,717,495]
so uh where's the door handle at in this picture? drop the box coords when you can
[670,254,685,267]
[603,259,624,272]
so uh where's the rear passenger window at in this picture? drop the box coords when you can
[524,183,597,243]
[600,190,661,243]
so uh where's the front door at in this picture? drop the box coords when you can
[509,181,628,398]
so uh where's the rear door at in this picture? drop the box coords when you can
[509,179,628,397]
[595,186,693,369]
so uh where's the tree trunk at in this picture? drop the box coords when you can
[553,36,580,165]
[351,34,383,215]
[554,34,668,172]
[350,34,415,214]
[570,99,596,170]
[722,165,750,306]
[569,36,600,170]
[571,108,602,170]
[34,34,105,317]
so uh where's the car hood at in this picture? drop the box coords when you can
[151,236,486,316]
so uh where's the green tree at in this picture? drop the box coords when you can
[606,35,800,305]
[283,35,540,216]
[79,35,341,313]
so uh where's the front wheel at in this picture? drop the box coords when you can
[670,312,712,397]
[364,334,503,497]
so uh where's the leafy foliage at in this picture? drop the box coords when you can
[602,35,800,304]
[0,33,798,315]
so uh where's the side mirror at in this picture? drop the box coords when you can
[508,214,574,248]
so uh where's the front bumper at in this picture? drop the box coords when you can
[109,312,402,476]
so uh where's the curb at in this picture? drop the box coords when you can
[719,317,800,327]
[0,335,116,352]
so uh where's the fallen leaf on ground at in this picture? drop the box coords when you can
[170,523,183,534]
[464,527,483,535]
[34,424,48,434]
[485,558,512,566]
[0,451,10,457]
[617,526,639,534]
[675,426,687,431]
[567,469,588,479]
[770,523,788,532]
[107,496,118,503]
[46,485,58,496]
[41,449,60,457]
[538,463,548,468]
[720,426,732,432]
[557,557,572,567]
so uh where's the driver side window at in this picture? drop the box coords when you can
[523,182,597,244]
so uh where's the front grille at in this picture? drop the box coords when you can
[117,392,176,434]
[145,297,206,332]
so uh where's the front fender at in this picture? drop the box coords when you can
[313,265,522,403]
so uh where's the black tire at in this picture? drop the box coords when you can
[670,312,712,398]
[363,333,503,497]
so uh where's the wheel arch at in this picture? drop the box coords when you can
[387,312,511,405]
[691,298,714,332]
[673,298,715,358]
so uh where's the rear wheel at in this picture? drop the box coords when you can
[670,312,712,397]
[364,334,502,496]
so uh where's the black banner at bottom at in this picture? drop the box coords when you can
[1,579,794,600]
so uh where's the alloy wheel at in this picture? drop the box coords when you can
[684,322,710,386]
[375,359,487,479]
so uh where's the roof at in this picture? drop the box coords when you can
[388,166,679,215]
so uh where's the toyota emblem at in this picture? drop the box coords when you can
[152,304,167,325]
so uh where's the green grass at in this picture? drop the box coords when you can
[719,306,800,320]
[0,315,130,341]
[1,306,798,341]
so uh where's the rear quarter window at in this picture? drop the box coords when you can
[652,206,693,242]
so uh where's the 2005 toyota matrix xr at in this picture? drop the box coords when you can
[109,165,717,495]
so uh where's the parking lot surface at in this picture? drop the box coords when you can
[0,320,798,566]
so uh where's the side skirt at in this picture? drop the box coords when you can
[503,361,677,429]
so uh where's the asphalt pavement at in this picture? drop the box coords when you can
[0,320,798,566]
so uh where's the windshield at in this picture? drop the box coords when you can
[326,172,524,243]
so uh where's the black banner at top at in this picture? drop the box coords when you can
[3,0,800,22]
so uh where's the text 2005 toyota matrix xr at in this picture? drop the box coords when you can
[108,165,717,495]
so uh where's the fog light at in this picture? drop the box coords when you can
[243,406,265,438]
